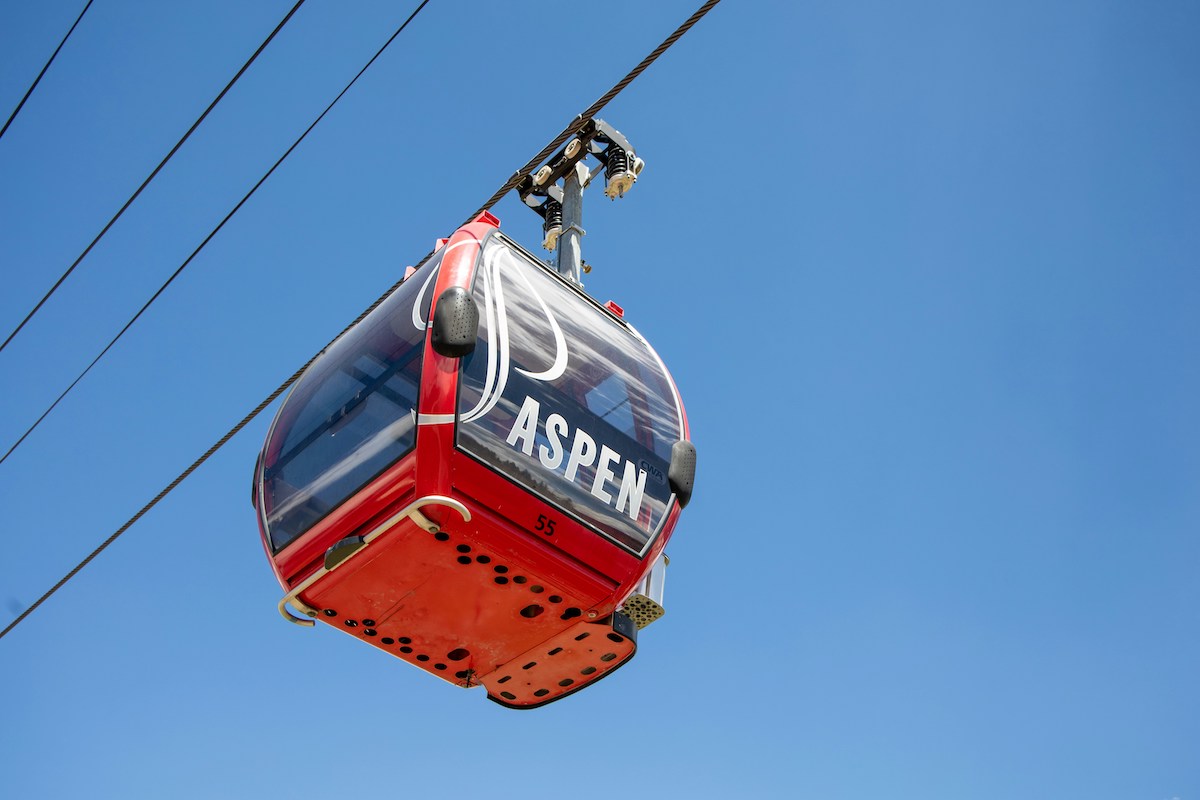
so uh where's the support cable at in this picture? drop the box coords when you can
[0,0,95,141]
[0,0,430,467]
[0,0,309,355]
[466,0,722,219]
[0,0,721,642]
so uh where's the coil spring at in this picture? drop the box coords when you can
[605,146,630,182]
[541,198,564,250]
[542,198,563,234]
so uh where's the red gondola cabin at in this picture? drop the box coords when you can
[253,212,695,708]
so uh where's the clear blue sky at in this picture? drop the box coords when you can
[2,1,1197,797]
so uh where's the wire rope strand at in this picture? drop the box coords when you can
[466,0,723,220]
[0,0,309,355]
[0,374,300,641]
[0,0,721,642]
[0,263,413,641]
[0,0,431,468]
[0,0,95,141]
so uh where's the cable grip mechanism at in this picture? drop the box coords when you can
[517,119,643,284]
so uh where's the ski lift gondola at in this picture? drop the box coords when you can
[253,127,695,708]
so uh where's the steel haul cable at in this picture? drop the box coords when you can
[0,0,309,355]
[467,0,723,220]
[0,0,722,642]
[0,0,428,467]
[0,0,95,141]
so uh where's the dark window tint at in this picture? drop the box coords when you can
[258,254,441,551]
[457,234,681,555]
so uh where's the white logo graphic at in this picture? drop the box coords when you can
[456,243,568,424]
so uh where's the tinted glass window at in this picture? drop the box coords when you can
[457,235,681,555]
[259,254,441,551]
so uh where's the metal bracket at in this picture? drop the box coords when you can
[277,495,471,626]
[516,118,635,203]
[518,118,641,285]
[618,552,668,629]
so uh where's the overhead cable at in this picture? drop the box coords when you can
[0,0,722,642]
[0,0,95,141]
[0,0,309,355]
[467,0,723,219]
[0,0,429,467]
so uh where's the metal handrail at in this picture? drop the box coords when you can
[277,495,471,626]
